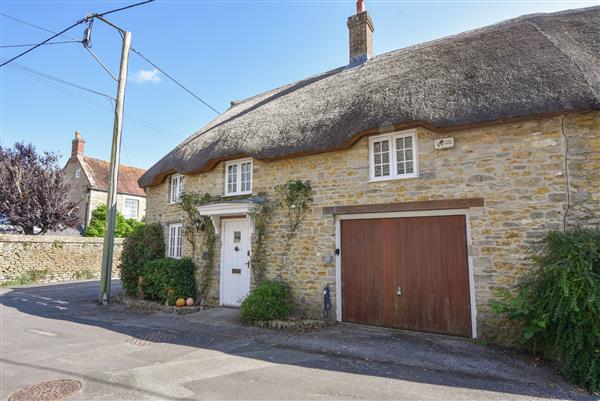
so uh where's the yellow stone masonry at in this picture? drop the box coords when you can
[145,112,599,342]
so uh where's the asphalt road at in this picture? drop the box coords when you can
[0,281,593,401]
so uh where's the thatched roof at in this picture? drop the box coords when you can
[139,6,600,188]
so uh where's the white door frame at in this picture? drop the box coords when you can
[334,208,477,338]
[219,217,251,306]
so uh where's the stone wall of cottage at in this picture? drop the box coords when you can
[0,235,123,285]
[144,111,599,343]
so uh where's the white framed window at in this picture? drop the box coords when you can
[168,223,183,259]
[169,175,184,204]
[75,168,81,178]
[369,130,418,181]
[224,159,252,196]
[123,198,139,219]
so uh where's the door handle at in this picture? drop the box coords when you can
[397,287,403,296]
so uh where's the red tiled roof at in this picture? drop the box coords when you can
[81,156,146,197]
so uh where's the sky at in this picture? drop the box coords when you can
[1,0,598,170]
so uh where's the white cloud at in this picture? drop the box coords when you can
[130,68,161,84]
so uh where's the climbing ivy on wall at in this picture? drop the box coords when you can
[248,198,273,285]
[274,179,313,273]
[180,191,216,306]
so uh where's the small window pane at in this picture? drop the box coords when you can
[382,164,390,176]
[396,137,404,149]
[404,136,412,148]
[397,151,404,162]
[382,152,389,163]
[374,142,381,153]
[381,141,389,152]
[405,149,413,160]
[374,154,381,164]
[234,231,241,243]
[397,164,405,174]
[406,162,414,173]
[374,166,381,177]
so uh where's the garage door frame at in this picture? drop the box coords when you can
[334,208,477,338]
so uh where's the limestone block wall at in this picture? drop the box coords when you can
[0,235,123,285]
[144,111,599,342]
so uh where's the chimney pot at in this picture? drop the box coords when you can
[71,131,85,158]
[356,0,365,13]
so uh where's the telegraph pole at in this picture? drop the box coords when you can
[99,28,132,305]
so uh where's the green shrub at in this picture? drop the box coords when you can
[491,229,600,392]
[84,204,143,238]
[143,258,196,304]
[119,223,165,296]
[240,280,294,322]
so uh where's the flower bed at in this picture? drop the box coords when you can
[115,296,204,315]
[251,318,331,333]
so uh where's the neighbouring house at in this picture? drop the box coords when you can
[139,3,599,342]
[64,132,147,232]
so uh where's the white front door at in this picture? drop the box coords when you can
[221,218,251,306]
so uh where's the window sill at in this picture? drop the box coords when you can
[222,191,253,198]
[368,173,418,183]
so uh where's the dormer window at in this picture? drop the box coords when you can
[224,159,252,196]
[169,174,184,204]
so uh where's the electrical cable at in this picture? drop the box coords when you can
[0,20,86,67]
[131,48,221,115]
[0,40,81,48]
[0,13,78,40]
[10,63,115,100]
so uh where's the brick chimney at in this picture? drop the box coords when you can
[347,0,374,65]
[71,131,85,158]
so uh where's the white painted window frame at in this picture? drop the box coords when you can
[169,174,184,204]
[168,223,183,259]
[224,158,253,196]
[368,129,419,182]
[334,208,477,339]
[123,197,140,220]
[75,168,81,178]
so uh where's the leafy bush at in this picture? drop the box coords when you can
[491,229,600,392]
[119,223,165,296]
[84,204,143,238]
[240,280,294,322]
[143,258,196,304]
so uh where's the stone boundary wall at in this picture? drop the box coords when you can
[0,235,123,285]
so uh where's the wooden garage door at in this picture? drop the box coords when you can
[341,215,472,337]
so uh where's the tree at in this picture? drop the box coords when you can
[0,142,78,234]
[84,204,143,238]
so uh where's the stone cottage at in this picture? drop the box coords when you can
[64,132,147,231]
[139,3,599,341]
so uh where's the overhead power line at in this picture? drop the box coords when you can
[9,62,115,100]
[131,47,221,115]
[8,64,183,140]
[0,10,221,115]
[0,20,86,67]
[0,12,78,40]
[0,40,81,48]
[95,0,155,17]
[0,1,156,68]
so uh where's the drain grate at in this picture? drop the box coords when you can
[8,379,82,401]
[127,331,175,346]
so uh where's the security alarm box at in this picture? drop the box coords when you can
[434,137,454,149]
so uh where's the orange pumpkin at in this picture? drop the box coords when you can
[175,298,186,307]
